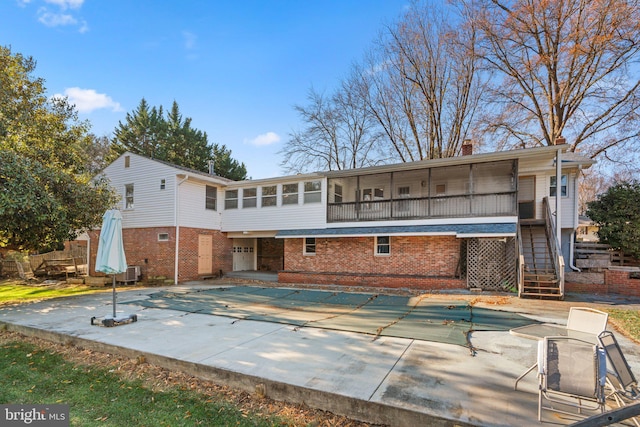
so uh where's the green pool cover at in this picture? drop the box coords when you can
[128,286,535,348]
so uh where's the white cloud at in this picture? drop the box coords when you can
[247,132,281,146]
[54,87,122,113]
[38,9,77,27]
[34,0,87,32]
[45,0,84,10]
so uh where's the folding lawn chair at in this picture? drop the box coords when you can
[512,306,609,391]
[566,307,609,335]
[598,330,640,427]
[538,336,607,421]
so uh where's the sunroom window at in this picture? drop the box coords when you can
[282,183,299,205]
[304,180,321,203]
[243,188,257,208]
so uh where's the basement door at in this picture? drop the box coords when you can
[233,238,256,271]
[198,234,213,276]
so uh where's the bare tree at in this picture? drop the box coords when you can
[469,0,640,163]
[281,1,485,173]
[280,73,380,173]
[363,1,486,160]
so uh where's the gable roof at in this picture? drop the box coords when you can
[115,152,234,185]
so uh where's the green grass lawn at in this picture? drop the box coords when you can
[606,308,640,342]
[0,279,103,306]
[0,339,290,426]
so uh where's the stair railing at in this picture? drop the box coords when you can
[517,224,524,297]
[542,197,565,298]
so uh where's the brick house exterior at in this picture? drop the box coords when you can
[89,146,593,294]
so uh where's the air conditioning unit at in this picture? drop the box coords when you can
[116,266,141,284]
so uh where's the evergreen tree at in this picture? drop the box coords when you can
[110,98,164,161]
[110,98,247,179]
[587,181,640,259]
[211,143,248,181]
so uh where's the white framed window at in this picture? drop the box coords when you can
[205,186,217,210]
[304,237,316,255]
[225,190,238,209]
[550,175,568,197]
[160,179,166,190]
[282,183,299,205]
[261,185,277,207]
[304,180,322,204]
[124,184,134,209]
[243,187,257,208]
[375,236,390,255]
[158,233,169,242]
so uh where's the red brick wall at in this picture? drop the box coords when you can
[88,227,176,279]
[258,238,284,271]
[603,269,640,297]
[88,227,232,283]
[177,227,232,281]
[558,269,640,297]
[280,235,464,289]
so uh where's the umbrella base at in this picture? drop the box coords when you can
[91,314,137,327]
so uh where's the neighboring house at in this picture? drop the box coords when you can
[88,143,593,299]
[576,216,599,242]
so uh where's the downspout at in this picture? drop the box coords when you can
[569,165,582,272]
[174,175,189,284]
[569,231,581,272]
[555,147,562,248]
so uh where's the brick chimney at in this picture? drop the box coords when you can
[555,136,566,145]
[462,139,473,156]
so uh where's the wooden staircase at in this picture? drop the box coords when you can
[519,220,563,299]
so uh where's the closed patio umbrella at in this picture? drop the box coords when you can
[95,209,127,276]
[93,209,135,325]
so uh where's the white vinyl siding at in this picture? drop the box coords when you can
[179,181,223,229]
[102,154,177,227]
[102,153,226,229]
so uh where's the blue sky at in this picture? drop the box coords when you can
[2,0,408,178]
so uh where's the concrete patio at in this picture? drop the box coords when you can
[1,281,639,426]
